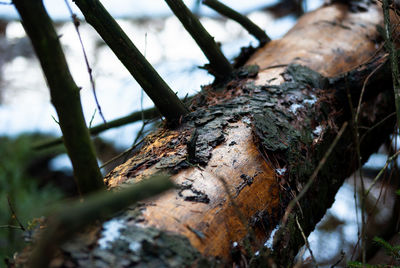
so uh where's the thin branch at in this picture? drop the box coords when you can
[73,0,188,122]
[99,136,145,169]
[64,0,106,124]
[360,112,396,144]
[347,79,366,264]
[7,195,25,231]
[132,120,148,148]
[383,0,400,128]
[365,150,400,197]
[88,108,96,128]
[165,0,233,79]
[0,225,23,229]
[354,61,385,124]
[202,0,270,44]
[33,106,160,150]
[136,32,148,146]
[295,215,318,268]
[330,251,345,268]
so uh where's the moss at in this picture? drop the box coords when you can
[252,110,301,165]
[286,64,327,89]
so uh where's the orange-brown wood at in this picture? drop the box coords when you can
[139,122,279,256]
[248,4,383,85]
[106,3,388,259]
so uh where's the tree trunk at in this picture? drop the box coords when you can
[15,2,399,267]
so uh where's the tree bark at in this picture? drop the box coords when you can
[13,0,104,195]
[14,2,399,267]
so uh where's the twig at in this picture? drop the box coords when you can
[330,251,345,268]
[100,136,145,169]
[295,215,318,267]
[165,0,232,79]
[202,0,270,44]
[7,196,25,231]
[349,15,400,263]
[64,0,106,124]
[73,0,188,122]
[364,150,400,197]
[140,33,147,119]
[134,32,148,147]
[349,84,367,264]
[88,108,96,128]
[293,247,306,268]
[354,61,385,124]
[132,120,148,149]
[0,225,23,229]
[282,121,348,224]
[360,112,396,143]
[33,106,160,150]
[383,0,400,128]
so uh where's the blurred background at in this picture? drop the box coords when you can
[0,0,399,267]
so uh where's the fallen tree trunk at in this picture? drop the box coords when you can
[15,2,399,267]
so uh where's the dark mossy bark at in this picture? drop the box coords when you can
[269,91,395,266]
[251,58,395,265]
[13,0,104,194]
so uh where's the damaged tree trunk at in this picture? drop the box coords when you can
[16,2,399,267]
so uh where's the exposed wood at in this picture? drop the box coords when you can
[15,2,400,267]
[97,2,397,265]
[114,121,281,257]
[247,3,383,83]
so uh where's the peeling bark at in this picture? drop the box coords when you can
[14,2,400,267]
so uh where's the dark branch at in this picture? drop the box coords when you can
[202,0,271,44]
[165,0,233,79]
[34,106,160,150]
[72,0,188,122]
[13,0,104,194]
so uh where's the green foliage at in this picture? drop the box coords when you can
[348,236,400,268]
[0,134,64,262]
[348,261,388,268]
[373,236,400,259]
